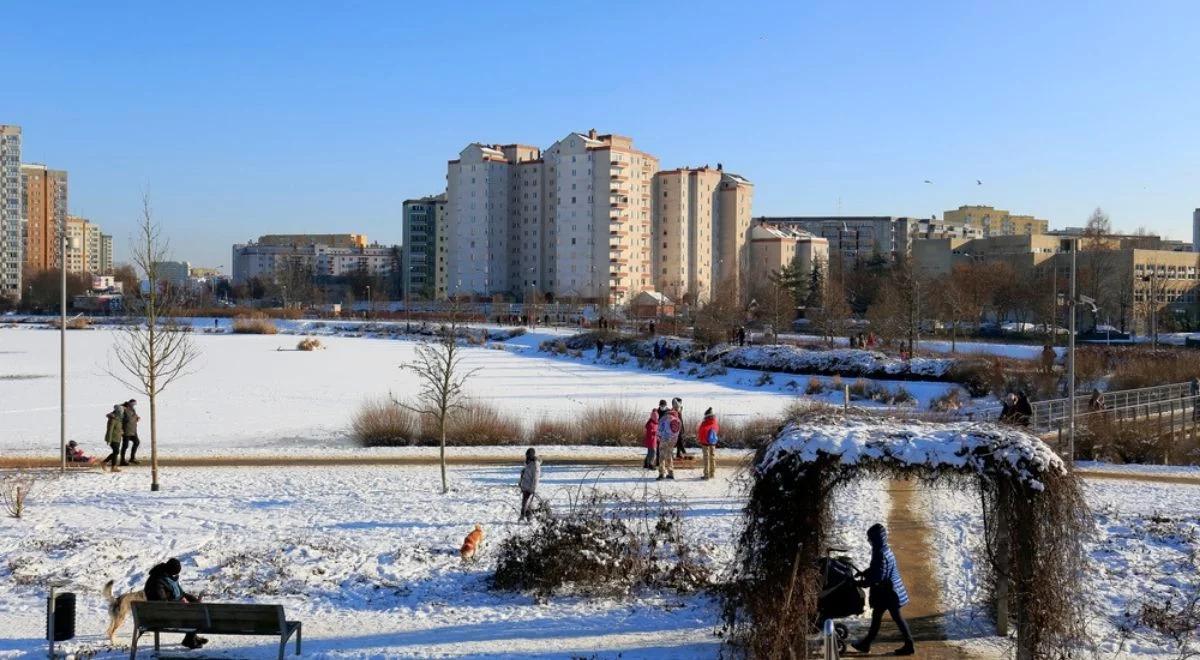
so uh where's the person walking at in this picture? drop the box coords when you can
[518,447,541,521]
[595,338,605,359]
[120,399,141,466]
[103,405,123,472]
[696,408,719,480]
[642,408,659,470]
[672,397,689,459]
[144,558,207,649]
[852,523,915,656]
[656,400,678,480]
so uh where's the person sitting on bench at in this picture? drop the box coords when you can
[144,558,208,650]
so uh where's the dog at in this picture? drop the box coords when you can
[460,523,485,562]
[102,579,146,643]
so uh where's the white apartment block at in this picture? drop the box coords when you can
[231,235,398,285]
[99,233,113,274]
[0,125,22,299]
[445,130,665,303]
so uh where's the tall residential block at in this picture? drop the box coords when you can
[0,125,22,299]
[232,234,398,285]
[20,163,68,272]
[65,215,106,274]
[99,233,113,274]
[402,194,447,299]
[943,205,1048,237]
[442,130,749,304]
[748,221,830,287]
[1193,209,1199,254]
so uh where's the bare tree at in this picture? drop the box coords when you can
[694,278,742,346]
[108,195,200,492]
[397,306,479,494]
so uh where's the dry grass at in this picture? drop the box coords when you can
[721,416,783,449]
[352,398,421,446]
[232,312,277,335]
[48,317,90,330]
[296,337,322,351]
[445,403,526,445]
[1107,348,1200,391]
[529,417,583,445]
[578,402,643,446]
[2,473,37,518]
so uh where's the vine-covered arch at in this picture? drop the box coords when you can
[722,414,1090,659]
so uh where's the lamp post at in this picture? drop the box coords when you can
[1067,239,1077,465]
[60,233,80,473]
[365,284,371,320]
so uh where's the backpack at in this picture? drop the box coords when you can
[705,428,719,446]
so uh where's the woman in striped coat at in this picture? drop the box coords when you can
[852,523,915,655]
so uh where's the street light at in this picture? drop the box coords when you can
[60,233,81,473]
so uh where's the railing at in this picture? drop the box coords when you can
[1031,382,1194,433]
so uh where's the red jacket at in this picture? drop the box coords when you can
[697,416,720,446]
[643,411,659,449]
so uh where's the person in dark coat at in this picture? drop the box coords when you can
[518,447,541,521]
[144,558,207,649]
[120,399,141,466]
[852,524,915,655]
[1014,390,1033,426]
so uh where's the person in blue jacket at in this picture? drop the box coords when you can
[852,523,915,655]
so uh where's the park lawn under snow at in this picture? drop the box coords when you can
[922,473,1200,658]
[0,326,963,457]
[0,463,887,658]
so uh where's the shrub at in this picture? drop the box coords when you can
[1108,348,1200,391]
[445,402,525,445]
[2,473,37,518]
[579,402,643,446]
[929,388,965,412]
[805,377,825,396]
[754,372,774,387]
[529,417,583,445]
[848,378,871,400]
[889,385,916,406]
[721,416,783,450]
[232,312,277,335]
[491,490,712,598]
[48,317,90,330]
[352,398,421,446]
[296,337,322,351]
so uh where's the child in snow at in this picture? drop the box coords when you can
[696,408,719,480]
[518,447,541,521]
[656,400,679,480]
[853,523,915,655]
[64,441,94,464]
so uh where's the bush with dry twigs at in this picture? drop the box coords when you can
[296,337,322,351]
[2,473,37,518]
[491,489,712,598]
[232,312,278,335]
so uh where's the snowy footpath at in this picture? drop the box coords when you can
[0,463,885,658]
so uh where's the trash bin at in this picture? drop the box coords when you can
[47,591,75,641]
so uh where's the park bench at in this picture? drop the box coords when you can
[130,601,301,659]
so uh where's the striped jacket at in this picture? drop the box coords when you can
[863,524,909,608]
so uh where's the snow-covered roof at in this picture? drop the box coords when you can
[759,417,1066,490]
[631,290,673,305]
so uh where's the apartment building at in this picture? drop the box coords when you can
[232,234,398,285]
[20,163,68,272]
[748,222,829,285]
[445,130,661,303]
[65,215,107,274]
[0,125,21,299]
[154,261,192,286]
[651,165,753,302]
[402,193,447,299]
[99,234,113,274]
[943,205,1049,237]
[754,216,918,261]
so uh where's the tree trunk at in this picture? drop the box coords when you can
[150,391,159,491]
[439,415,448,494]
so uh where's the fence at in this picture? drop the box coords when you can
[1031,382,1194,434]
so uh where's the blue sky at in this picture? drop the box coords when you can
[4,1,1199,268]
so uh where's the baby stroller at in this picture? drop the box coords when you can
[816,551,866,653]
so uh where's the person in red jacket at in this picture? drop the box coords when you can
[696,408,719,480]
[642,408,659,470]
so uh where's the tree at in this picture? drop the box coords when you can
[108,195,200,492]
[1081,207,1112,249]
[20,267,91,311]
[694,278,742,346]
[935,263,984,352]
[112,264,140,296]
[398,306,478,494]
[809,258,852,345]
[753,277,794,344]
[770,260,810,310]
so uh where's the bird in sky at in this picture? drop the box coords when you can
[923,179,933,184]
[976,179,983,185]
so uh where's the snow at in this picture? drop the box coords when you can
[0,463,886,658]
[720,345,957,379]
[760,418,1066,490]
[0,327,798,456]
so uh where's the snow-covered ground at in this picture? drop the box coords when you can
[0,463,886,658]
[0,327,788,456]
[0,327,966,457]
[923,475,1200,658]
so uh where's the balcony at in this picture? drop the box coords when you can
[610,172,629,182]
[610,200,629,210]
[610,160,627,170]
